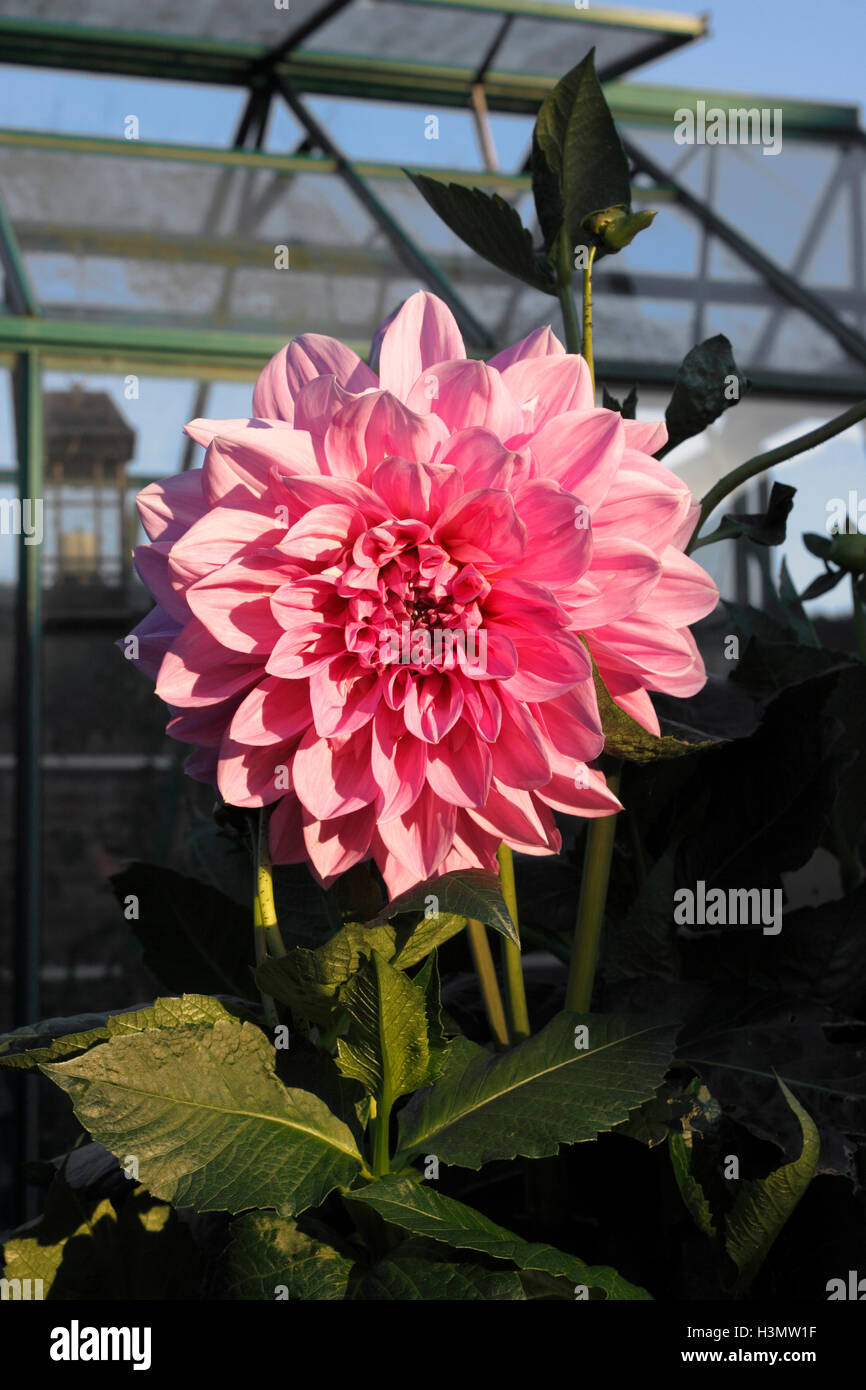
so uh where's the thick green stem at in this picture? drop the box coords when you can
[582,244,597,387]
[497,844,530,1043]
[555,228,582,356]
[466,918,509,1048]
[371,1095,392,1177]
[687,399,866,554]
[566,764,622,1012]
[257,808,286,960]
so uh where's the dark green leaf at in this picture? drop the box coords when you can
[348,1174,651,1299]
[724,1079,819,1296]
[406,172,555,293]
[534,48,631,256]
[351,1240,525,1299]
[367,868,518,947]
[662,335,749,456]
[336,951,434,1102]
[394,1012,677,1169]
[221,1211,354,1300]
[720,482,796,547]
[42,1020,365,1215]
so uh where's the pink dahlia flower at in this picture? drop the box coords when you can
[129,292,717,895]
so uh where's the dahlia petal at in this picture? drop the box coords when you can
[310,660,382,738]
[268,794,307,865]
[121,605,182,680]
[501,629,592,702]
[303,804,378,887]
[186,555,285,654]
[501,354,593,430]
[569,535,662,628]
[588,616,706,695]
[216,735,300,808]
[500,478,593,589]
[623,418,668,454]
[371,456,462,524]
[403,671,464,743]
[639,547,719,627]
[229,675,313,746]
[433,488,526,568]
[202,426,318,507]
[168,505,284,589]
[133,542,190,624]
[529,408,624,510]
[535,765,623,817]
[155,619,260,707]
[599,674,661,735]
[137,470,206,542]
[406,359,525,440]
[325,391,447,480]
[424,721,492,807]
[253,335,376,421]
[371,706,428,820]
[487,325,565,370]
[592,464,693,553]
[435,427,532,492]
[533,683,604,764]
[488,694,550,789]
[292,726,378,819]
[378,290,466,401]
[184,417,263,448]
[466,783,556,851]
[376,788,457,882]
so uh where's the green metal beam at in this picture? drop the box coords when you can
[604,81,862,136]
[0,191,40,316]
[0,314,361,377]
[0,128,532,188]
[0,12,706,113]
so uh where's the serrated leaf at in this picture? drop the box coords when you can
[534,49,631,257]
[367,869,518,947]
[412,951,450,1072]
[111,862,257,1001]
[406,172,555,293]
[724,1078,819,1296]
[42,1020,364,1216]
[222,1211,354,1300]
[592,655,720,763]
[394,1012,677,1169]
[348,1175,650,1299]
[255,921,396,1024]
[351,1240,525,1300]
[662,335,749,456]
[0,994,245,1072]
[336,951,433,1103]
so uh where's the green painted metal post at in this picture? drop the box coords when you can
[12,349,43,1224]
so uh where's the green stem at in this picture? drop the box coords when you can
[566,763,622,1012]
[497,844,530,1043]
[853,574,866,663]
[688,521,742,553]
[582,244,597,387]
[466,919,509,1049]
[371,1095,392,1177]
[257,808,286,960]
[687,399,866,554]
[555,227,582,356]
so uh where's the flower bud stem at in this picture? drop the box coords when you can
[466,919,510,1049]
[566,763,622,1012]
[497,844,531,1043]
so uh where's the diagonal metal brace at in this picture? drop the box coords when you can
[273,76,494,350]
[623,132,866,370]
